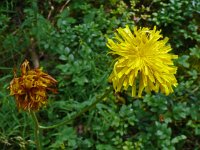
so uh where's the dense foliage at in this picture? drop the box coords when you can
[0,0,199,149]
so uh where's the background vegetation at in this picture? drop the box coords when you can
[0,0,199,149]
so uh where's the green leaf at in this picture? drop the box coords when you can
[177,55,190,68]
[171,135,187,144]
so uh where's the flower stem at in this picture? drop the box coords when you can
[39,88,112,129]
[30,111,42,150]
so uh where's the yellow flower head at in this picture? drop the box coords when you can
[9,60,57,111]
[107,26,178,97]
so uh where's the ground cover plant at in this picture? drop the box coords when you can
[0,0,199,149]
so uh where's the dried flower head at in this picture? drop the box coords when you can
[9,60,57,111]
[107,26,178,97]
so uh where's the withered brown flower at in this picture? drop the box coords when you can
[9,60,57,111]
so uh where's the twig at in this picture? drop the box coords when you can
[47,1,54,20]
[60,0,70,13]
[29,38,40,68]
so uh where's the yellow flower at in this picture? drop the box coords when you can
[9,60,57,111]
[107,26,178,97]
